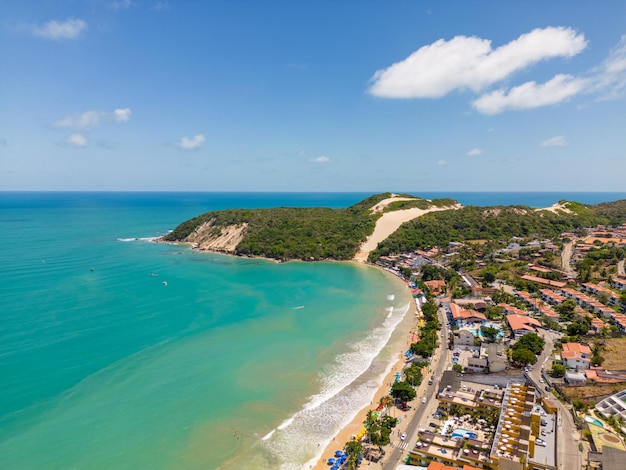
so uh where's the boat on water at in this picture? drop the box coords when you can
[293,305,304,309]
[149,272,159,277]
[162,281,168,286]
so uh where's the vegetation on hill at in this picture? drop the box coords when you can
[368,202,626,261]
[163,195,626,262]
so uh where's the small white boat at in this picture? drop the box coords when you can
[162,281,168,286]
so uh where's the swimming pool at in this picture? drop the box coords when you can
[451,428,478,440]
[585,416,604,428]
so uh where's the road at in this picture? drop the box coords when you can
[383,305,451,469]
[561,241,577,279]
[526,328,582,470]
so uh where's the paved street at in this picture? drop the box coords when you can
[382,306,451,469]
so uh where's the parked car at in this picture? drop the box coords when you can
[422,397,427,404]
[539,378,544,383]
[541,430,546,436]
[429,422,437,428]
[536,438,545,446]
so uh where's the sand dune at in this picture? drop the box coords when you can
[354,196,461,261]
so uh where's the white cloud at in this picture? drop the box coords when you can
[108,0,134,10]
[55,108,132,130]
[113,108,132,122]
[177,134,205,150]
[591,35,626,101]
[472,74,587,114]
[541,136,569,147]
[308,156,330,163]
[437,159,448,166]
[369,27,587,98]
[31,18,87,40]
[467,148,483,156]
[153,1,169,11]
[66,133,88,148]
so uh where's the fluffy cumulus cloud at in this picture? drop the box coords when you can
[369,27,587,99]
[66,133,88,148]
[177,134,205,150]
[55,108,132,130]
[541,136,569,147]
[32,18,87,40]
[472,74,587,114]
[467,148,483,156]
[308,155,330,163]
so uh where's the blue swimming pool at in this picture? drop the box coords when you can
[451,428,478,440]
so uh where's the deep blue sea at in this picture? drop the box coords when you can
[1,191,624,469]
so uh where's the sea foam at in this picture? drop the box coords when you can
[261,300,410,469]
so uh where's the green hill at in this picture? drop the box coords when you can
[162,195,626,262]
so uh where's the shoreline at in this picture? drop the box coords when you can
[309,268,420,470]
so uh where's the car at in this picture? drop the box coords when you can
[400,432,407,441]
[541,430,546,436]
[536,438,545,446]
[539,378,544,383]
[429,422,437,428]
[545,386,551,392]
[422,397,427,404]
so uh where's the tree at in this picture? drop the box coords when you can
[482,268,497,284]
[481,326,500,342]
[514,333,545,355]
[452,364,463,373]
[591,354,605,366]
[511,347,537,366]
[551,363,566,377]
[390,380,416,403]
[556,299,578,321]
[344,441,363,470]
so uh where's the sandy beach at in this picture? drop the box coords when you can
[311,280,422,470]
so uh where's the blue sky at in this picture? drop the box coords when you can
[2,1,626,191]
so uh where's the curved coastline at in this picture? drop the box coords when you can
[307,266,418,470]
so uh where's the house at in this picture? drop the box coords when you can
[564,370,587,385]
[590,317,606,333]
[612,274,626,291]
[540,289,565,305]
[424,280,446,295]
[449,303,487,327]
[520,274,566,289]
[561,342,592,370]
[506,314,542,338]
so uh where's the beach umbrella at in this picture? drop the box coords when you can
[327,457,335,465]
[334,450,343,457]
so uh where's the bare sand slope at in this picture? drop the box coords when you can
[354,197,461,261]
[536,202,573,214]
[185,222,248,252]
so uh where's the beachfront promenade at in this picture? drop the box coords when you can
[381,305,451,469]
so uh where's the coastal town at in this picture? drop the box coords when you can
[318,216,626,470]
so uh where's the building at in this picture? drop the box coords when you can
[596,389,626,422]
[409,379,556,470]
[425,280,447,295]
[561,342,592,370]
[506,314,542,338]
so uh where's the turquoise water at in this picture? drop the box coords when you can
[0,192,412,469]
[2,191,625,469]
[451,428,478,440]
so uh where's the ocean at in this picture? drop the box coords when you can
[1,191,624,469]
